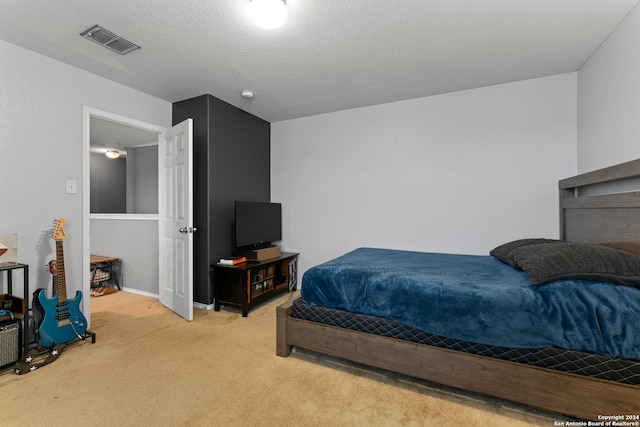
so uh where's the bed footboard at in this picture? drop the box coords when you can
[276,299,640,420]
[276,297,295,357]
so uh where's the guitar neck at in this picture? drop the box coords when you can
[55,240,68,303]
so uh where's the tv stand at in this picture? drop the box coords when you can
[212,252,298,316]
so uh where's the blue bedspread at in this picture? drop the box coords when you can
[301,248,640,360]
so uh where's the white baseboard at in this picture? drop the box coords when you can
[121,287,159,299]
[121,287,215,311]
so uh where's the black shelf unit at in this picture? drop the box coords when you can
[0,263,29,357]
[212,253,298,316]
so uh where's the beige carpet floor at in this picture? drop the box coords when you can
[0,291,561,426]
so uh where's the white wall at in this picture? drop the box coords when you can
[272,74,578,277]
[578,3,640,172]
[0,39,171,308]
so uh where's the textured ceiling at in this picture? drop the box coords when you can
[89,117,159,154]
[1,0,638,123]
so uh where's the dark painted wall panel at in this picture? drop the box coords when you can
[173,94,270,305]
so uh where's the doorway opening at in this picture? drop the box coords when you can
[82,107,164,322]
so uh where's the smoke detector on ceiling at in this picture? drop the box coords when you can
[80,25,140,55]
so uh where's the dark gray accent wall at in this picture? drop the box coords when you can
[126,145,158,214]
[173,94,270,305]
[90,153,126,213]
[91,147,159,214]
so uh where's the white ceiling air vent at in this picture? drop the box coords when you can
[80,25,140,55]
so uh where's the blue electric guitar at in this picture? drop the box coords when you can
[36,218,87,347]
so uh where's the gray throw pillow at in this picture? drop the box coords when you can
[509,241,640,286]
[490,238,561,268]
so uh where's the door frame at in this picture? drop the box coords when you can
[82,106,165,324]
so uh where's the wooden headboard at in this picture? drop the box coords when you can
[560,158,640,255]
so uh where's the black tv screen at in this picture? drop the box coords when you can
[235,201,282,249]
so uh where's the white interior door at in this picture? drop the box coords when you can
[158,118,194,321]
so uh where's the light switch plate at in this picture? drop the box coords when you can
[66,179,77,194]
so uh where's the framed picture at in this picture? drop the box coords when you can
[0,233,17,265]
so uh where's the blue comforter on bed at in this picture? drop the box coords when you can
[301,248,640,360]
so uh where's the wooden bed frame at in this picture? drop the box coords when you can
[276,158,640,420]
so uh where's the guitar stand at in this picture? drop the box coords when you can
[36,330,96,352]
[11,330,97,375]
[67,329,96,345]
[79,329,96,344]
[32,329,96,354]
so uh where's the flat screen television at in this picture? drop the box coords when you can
[235,201,282,249]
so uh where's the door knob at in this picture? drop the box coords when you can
[179,227,188,233]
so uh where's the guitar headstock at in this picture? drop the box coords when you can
[51,218,67,241]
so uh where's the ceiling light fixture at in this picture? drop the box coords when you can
[249,0,288,29]
[241,90,254,99]
[105,150,120,159]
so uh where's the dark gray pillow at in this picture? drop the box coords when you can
[509,241,640,286]
[490,238,562,268]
